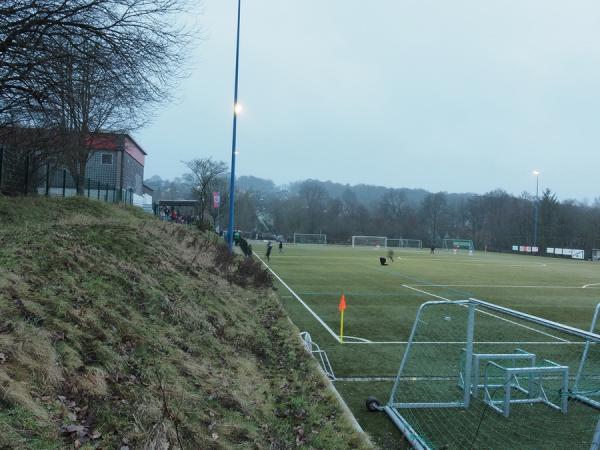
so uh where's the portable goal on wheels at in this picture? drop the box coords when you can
[367,299,600,450]
[351,236,387,248]
[442,238,475,252]
[293,233,327,245]
[387,238,423,249]
[573,303,600,409]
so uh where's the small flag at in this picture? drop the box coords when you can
[339,294,346,343]
[338,294,347,312]
[213,192,220,209]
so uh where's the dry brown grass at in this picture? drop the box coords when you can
[0,197,372,449]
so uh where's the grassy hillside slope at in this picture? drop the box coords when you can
[0,197,370,449]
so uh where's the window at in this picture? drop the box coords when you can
[101,153,113,165]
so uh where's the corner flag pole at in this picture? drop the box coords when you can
[339,293,347,344]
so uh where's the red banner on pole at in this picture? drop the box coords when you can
[213,192,220,209]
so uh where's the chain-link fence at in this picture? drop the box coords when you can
[35,167,134,204]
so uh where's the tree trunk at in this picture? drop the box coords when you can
[76,155,87,195]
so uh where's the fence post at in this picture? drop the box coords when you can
[45,163,50,196]
[24,155,30,194]
[105,184,109,202]
[62,169,66,197]
[97,181,100,200]
[0,146,3,191]
[87,178,91,197]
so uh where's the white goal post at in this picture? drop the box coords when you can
[443,238,475,251]
[352,236,387,248]
[387,238,423,249]
[293,233,327,245]
[592,249,600,262]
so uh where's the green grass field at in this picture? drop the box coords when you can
[252,242,600,449]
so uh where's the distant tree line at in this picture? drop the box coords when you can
[147,168,600,256]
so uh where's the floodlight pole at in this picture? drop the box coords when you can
[533,171,539,248]
[227,0,242,252]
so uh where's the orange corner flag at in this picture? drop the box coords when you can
[338,294,347,312]
[339,294,346,343]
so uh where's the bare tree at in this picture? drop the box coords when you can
[298,180,330,234]
[421,192,447,246]
[185,158,228,223]
[1,0,193,189]
[377,190,408,237]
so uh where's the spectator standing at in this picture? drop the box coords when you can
[266,241,273,262]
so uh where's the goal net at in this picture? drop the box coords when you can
[352,236,387,248]
[387,238,423,249]
[573,303,600,409]
[373,299,600,450]
[293,233,327,245]
[593,249,600,261]
[443,238,475,251]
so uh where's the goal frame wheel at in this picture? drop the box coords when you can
[366,396,382,412]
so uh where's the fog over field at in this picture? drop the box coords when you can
[139,0,600,200]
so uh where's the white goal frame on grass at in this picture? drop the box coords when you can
[387,238,423,249]
[377,299,600,450]
[593,249,600,261]
[573,303,600,409]
[352,236,387,248]
[442,238,475,251]
[293,233,327,245]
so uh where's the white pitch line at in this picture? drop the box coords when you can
[343,335,373,343]
[335,377,397,382]
[253,252,341,343]
[583,282,600,289]
[342,341,585,345]
[408,284,581,289]
[403,285,570,343]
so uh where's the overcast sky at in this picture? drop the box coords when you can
[137,0,600,201]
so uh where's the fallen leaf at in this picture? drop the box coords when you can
[61,424,84,434]
[212,432,219,441]
[91,431,102,439]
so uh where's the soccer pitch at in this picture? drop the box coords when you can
[253,242,600,449]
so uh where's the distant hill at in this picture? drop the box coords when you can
[287,178,474,207]
[147,173,475,207]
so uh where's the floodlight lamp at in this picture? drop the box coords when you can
[234,103,243,115]
[532,170,540,176]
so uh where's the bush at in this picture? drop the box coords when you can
[231,258,272,288]
[213,244,235,271]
